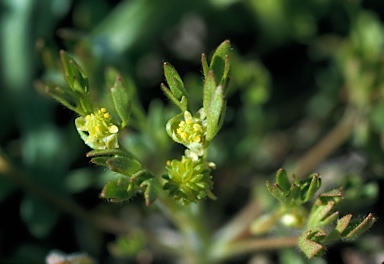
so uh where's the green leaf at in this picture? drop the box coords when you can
[325,213,377,243]
[86,148,132,158]
[201,53,209,78]
[140,177,162,206]
[206,85,225,141]
[109,69,132,128]
[298,228,326,259]
[106,156,142,177]
[301,173,321,202]
[266,181,287,202]
[316,187,343,205]
[163,62,187,101]
[203,70,217,114]
[335,214,352,234]
[286,185,301,205]
[100,178,137,202]
[342,213,376,239]
[209,39,231,85]
[90,156,110,166]
[60,50,89,94]
[307,200,338,228]
[275,168,291,192]
[161,83,187,111]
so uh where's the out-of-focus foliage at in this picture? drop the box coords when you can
[1,0,384,263]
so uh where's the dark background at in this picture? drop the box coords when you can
[1,0,384,263]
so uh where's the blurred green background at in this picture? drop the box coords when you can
[1,0,384,263]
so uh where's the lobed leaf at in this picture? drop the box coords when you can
[298,229,326,259]
[342,213,377,239]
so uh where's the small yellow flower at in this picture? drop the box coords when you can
[75,107,119,149]
[167,110,207,156]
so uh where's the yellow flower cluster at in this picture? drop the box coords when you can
[176,111,204,143]
[76,108,119,149]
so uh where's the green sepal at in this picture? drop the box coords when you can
[140,177,162,206]
[100,177,138,203]
[107,68,132,128]
[106,156,142,177]
[298,228,326,259]
[206,85,225,142]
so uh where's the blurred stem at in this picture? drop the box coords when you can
[156,195,211,263]
[211,237,297,262]
[292,107,357,178]
[0,148,130,235]
[213,198,262,244]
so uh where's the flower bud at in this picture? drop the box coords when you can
[163,156,213,204]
